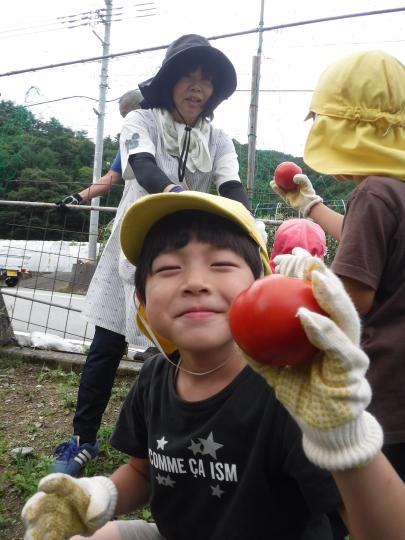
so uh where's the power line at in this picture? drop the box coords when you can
[0,2,145,32]
[0,9,105,39]
[1,7,404,78]
[23,88,313,108]
[0,3,156,39]
[0,14,75,34]
[25,95,121,107]
[237,89,313,92]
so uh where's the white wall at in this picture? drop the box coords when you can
[0,240,101,273]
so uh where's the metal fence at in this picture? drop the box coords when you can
[0,193,346,352]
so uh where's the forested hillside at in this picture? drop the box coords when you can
[0,100,353,240]
[0,100,122,239]
[0,100,122,204]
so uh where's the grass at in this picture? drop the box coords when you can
[0,349,150,539]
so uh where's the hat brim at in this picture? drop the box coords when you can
[140,46,237,109]
[120,191,270,274]
[304,116,405,179]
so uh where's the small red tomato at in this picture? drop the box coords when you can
[274,161,302,192]
[229,274,325,366]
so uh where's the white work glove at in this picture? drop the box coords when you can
[247,257,383,471]
[274,247,316,278]
[255,219,268,245]
[270,174,323,217]
[21,473,118,540]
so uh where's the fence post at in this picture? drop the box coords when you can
[0,291,17,346]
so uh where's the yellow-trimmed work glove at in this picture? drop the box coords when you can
[21,473,117,540]
[270,173,323,217]
[248,258,383,471]
[273,247,315,278]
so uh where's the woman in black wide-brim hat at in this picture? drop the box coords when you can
[52,35,253,481]
[120,33,249,205]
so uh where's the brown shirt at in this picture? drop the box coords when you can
[332,175,405,444]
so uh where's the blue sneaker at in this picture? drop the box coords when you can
[52,436,99,477]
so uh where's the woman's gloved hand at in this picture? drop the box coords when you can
[247,257,383,471]
[56,193,83,207]
[270,174,323,217]
[21,473,117,540]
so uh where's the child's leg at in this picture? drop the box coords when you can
[70,520,163,540]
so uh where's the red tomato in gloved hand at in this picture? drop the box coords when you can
[229,274,326,366]
[274,161,302,192]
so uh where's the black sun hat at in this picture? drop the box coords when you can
[139,34,237,113]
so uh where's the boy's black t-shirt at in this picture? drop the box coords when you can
[110,355,342,540]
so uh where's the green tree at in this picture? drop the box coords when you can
[0,101,109,239]
[0,100,352,241]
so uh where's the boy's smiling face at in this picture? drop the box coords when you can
[144,239,255,356]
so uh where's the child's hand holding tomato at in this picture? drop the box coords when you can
[270,172,323,217]
[274,161,303,191]
[232,255,383,471]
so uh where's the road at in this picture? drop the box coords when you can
[1,286,150,351]
[1,287,94,342]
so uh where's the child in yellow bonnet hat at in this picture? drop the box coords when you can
[271,49,405,492]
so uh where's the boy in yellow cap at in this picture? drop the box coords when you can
[21,191,405,540]
[271,50,405,488]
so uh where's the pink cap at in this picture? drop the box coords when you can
[270,218,326,272]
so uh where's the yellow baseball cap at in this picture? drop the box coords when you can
[304,50,405,180]
[121,191,270,272]
[120,191,271,355]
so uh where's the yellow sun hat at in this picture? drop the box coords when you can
[120,191,271,355]
[304,50,405,180]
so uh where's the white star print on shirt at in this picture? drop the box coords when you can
[156,473,175,487]
[157,436,168,450]
[156,473,166,486]
[165,475,176,488]
[187,439,202,456]
[211,484,225,498]
[199,432,223,459]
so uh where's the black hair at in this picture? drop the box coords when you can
[156,52,224,119]
[135,210,263,303]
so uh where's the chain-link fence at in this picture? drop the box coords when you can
[0,181,347,352]
[0,181,153,352]
[251,189,345,266]
[0,199,113,347]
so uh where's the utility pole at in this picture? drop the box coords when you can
[88,0,113,260]
[246,0,265,207]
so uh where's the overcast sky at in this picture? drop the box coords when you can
[1,0,405,157]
